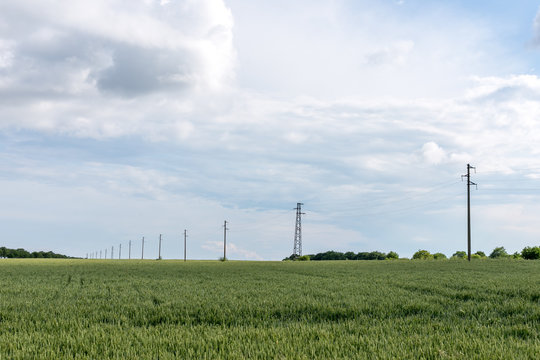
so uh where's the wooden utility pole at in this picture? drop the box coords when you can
[141,237,145,260]
[119,243,121,259]
[158,234,162,260]
[462,164,476,262]
[184,229,187,262]
[223,221,228,260]
[129,240,131,260]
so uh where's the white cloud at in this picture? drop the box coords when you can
[1,0,540,259]
[0,0,235,98]
[422,142,447,165]
[0,39,14,68]
[364,40,415,66]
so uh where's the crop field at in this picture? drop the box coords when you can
[0,260,539,359]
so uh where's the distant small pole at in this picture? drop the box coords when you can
[223,221,228,260]
[105,248,107,259]
[100,250,102,259]
[119,243,122,259]
[141,237,145,260]
[158,234,162,259]
[129,240,131,260]
[111,246,114,260]
[184,229,187,262]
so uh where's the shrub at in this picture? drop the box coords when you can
[386,251,399,260]
[489,247,508,259]
[522,246,540,260]
[452,251,466,259]
[474,251,486,258]
[297,255,310,261]
[471,254,481,259]
[412,250,433,260]
[511,252,522,259]
[433,252,447,260]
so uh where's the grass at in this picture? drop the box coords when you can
[0,259,538,359]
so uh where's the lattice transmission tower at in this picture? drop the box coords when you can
[293,203,305,256]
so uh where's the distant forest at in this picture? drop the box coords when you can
[284,250,398,261]
[0,247,73,259]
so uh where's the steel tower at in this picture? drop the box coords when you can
[293,203,305,256]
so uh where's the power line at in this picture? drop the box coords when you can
[308,181,461,214]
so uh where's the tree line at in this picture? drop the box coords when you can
[0,247,73,259]
[284,250,399,261]
[284,245,540,261]
[412,246,540,260]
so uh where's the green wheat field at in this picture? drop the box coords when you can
[0,259,539,359]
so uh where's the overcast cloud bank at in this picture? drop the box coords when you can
[1,0,540,259]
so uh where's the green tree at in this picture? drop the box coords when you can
[297,255,310,261]
[522,246,540,260]
[433,252,447,260]
[367,251,386,260]
[511,252,522,259]
[412,250,433,260]
[386,251,399,260]
[474,251,486,258]
[356,252,370,260]
[489,246,508,259]
[452,251,466,259]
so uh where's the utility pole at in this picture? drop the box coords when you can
[105,248,107,259]
[141,237,145,260]
[119,243,121,259]
[184,229,187,262]
[223,221,228,260]
[158,234,162,260]
[111,246,114,260]
[293,203,305,257]
[462,164,477,262]
[100,250,102,259]
[129,240,131,260]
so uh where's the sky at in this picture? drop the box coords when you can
[1,0,540,260]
